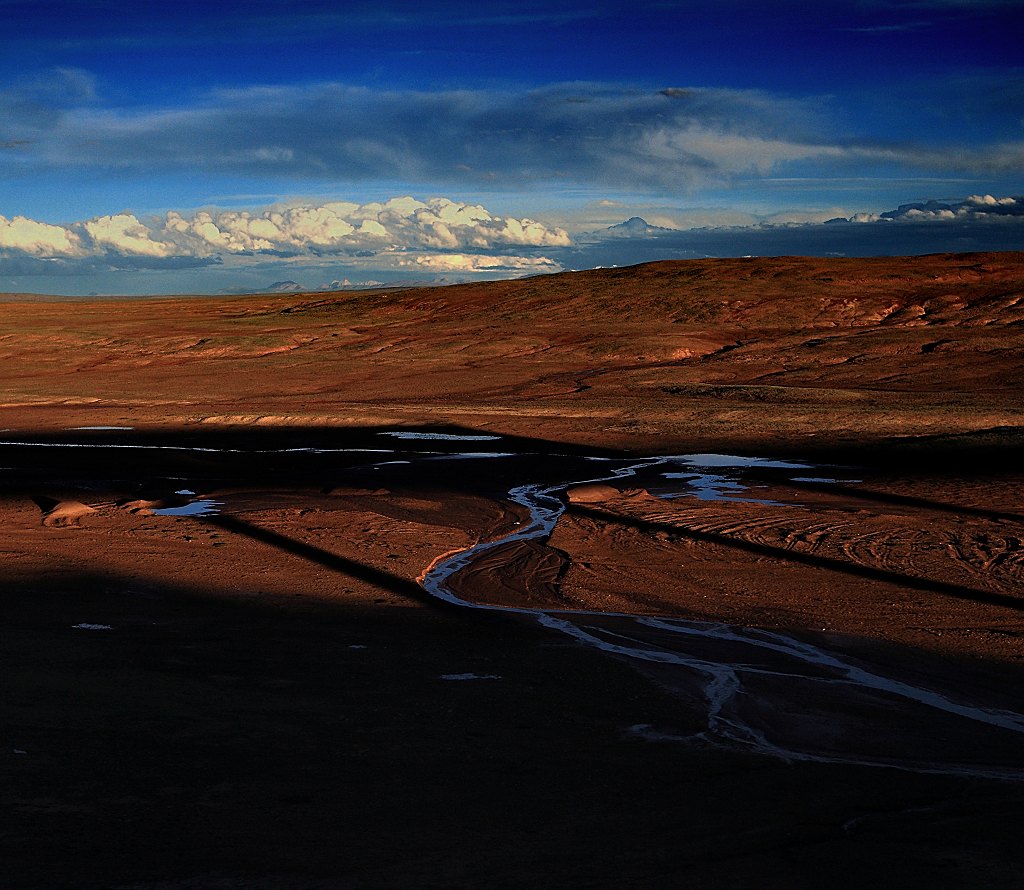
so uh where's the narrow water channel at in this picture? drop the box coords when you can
[6,432,1023,778]
[417,449,1024,780]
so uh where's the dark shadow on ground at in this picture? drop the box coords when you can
[0,422,612,502]
[746,472,1024,524]
[1,421,1024,488]
[6,570,1024,888]
[202,512,457,612]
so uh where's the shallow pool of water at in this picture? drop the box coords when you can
[380,432,503,441]
[153,499,223,517]
[659,470,786,506]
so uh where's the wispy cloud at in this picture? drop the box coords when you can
[0,81,908,190]
[0,67,97,141]
[840,20,935,32]
[0,1,610,48]
[3,77,1019,197]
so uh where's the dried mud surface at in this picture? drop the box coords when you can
[3,254,1024,888]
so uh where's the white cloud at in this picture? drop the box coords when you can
[3,192,1020,289]
[161,197,570,256]
[83,213,175,257]
[878,194,1024,222]
[0,214,81,256]
[637,127,844,177]
[0,81,872,191]
[5,77,1021,199]
[163,207,359,254]
[965,193,1017,207]
[804,194,1024,226]
[0,197,571,262]
[404,254,561,273]
[903,207,956,220]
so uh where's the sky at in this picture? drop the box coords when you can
[0,0,1022,294]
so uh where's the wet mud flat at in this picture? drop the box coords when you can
[3,426,1024,888]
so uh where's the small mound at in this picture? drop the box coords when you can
[567,484,622,503]
[567,484,654,503]
[117,498,162,515]
[41,500,97,528]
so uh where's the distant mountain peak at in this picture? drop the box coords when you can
[265,280,305,292]
[599,217,675,239]
[613,216,651,231]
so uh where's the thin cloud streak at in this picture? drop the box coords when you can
[4,79,1018,196]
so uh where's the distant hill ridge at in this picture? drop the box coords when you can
[280,253,1024,331]
[4,254,1023,332]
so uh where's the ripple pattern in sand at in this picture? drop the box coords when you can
[419,454,1024,779]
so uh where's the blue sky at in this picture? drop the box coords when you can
[1,0,1021,294]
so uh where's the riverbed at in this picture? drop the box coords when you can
[4,426,1023,781]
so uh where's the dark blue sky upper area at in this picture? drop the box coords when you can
[3,0,1020,98]
[1,0,1021,293]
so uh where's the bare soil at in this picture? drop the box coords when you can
[1,252,1023,455]
[3,253,1024,888]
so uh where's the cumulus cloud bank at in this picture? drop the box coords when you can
[0,197,570,263]
[0,214,83,256]
[827,194,1023,224]
[3,192,1020,292]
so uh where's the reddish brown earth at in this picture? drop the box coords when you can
[3,253,1024,888]
[2,252,1023,453]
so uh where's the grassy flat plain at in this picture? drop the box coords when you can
[3,253,1024,888]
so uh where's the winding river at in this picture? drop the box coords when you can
[416,448,1024,780]
[7,430,1024,779]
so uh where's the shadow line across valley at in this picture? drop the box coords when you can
[749,474,1024,525]
[3,421,1023,620]
[201,513,459,612]
[567,503,1024,614]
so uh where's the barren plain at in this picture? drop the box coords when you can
[3,253,1024,888]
